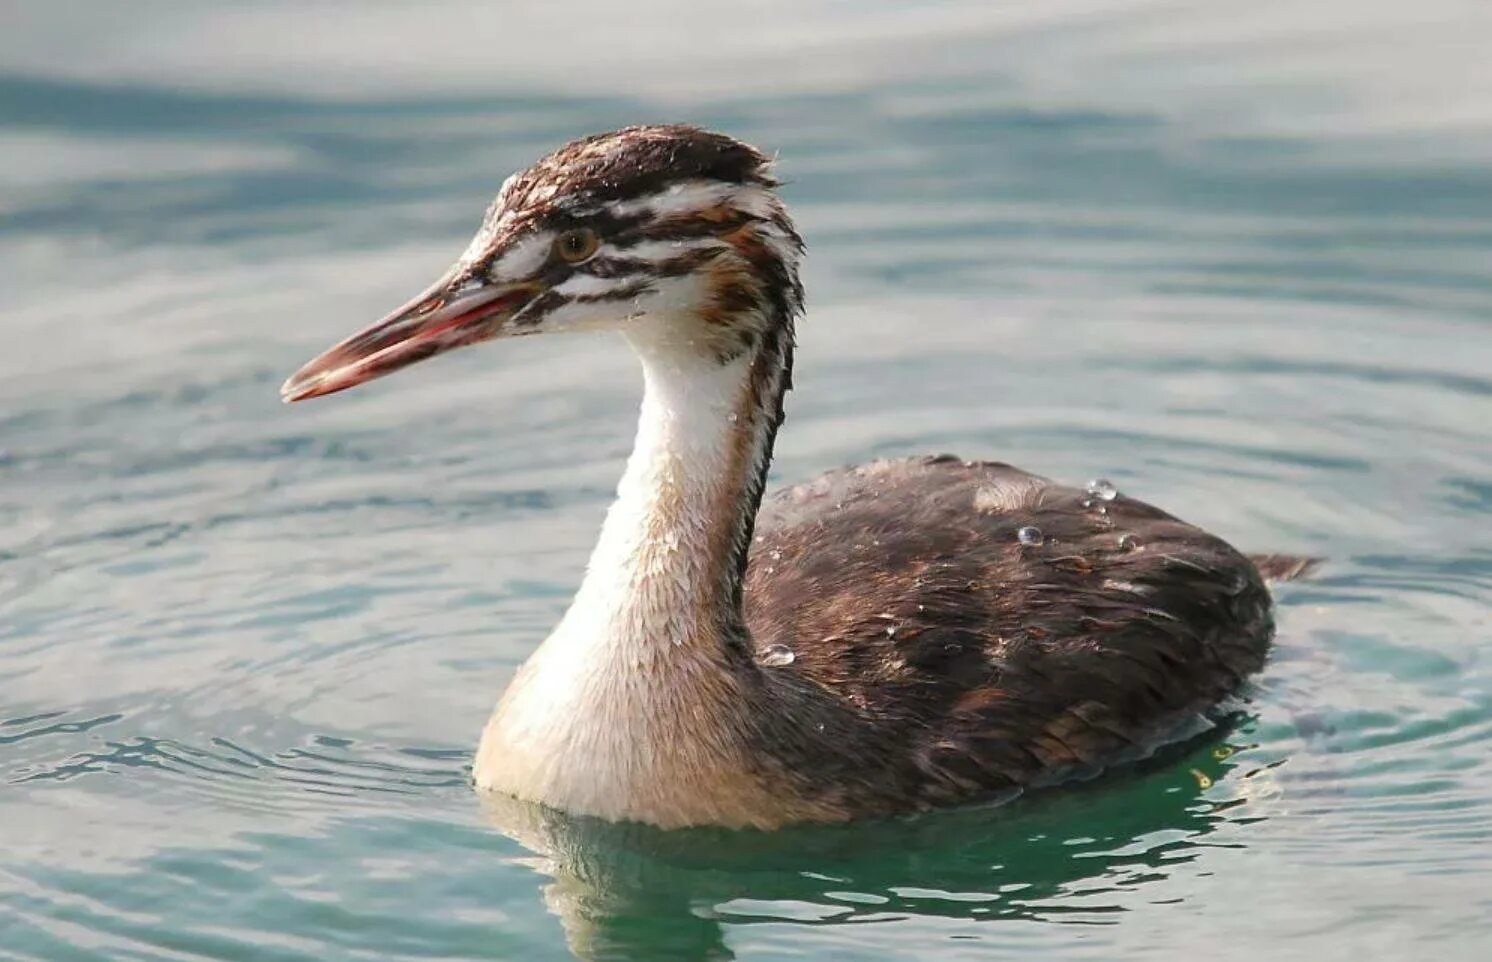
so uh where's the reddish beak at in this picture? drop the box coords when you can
[280,275,540,403]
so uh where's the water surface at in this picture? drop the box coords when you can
[3,2,1492,959]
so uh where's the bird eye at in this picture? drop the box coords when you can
[554,228,599,263]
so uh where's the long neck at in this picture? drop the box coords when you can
[564,316,792,657]
[477,218,815,826]
[476,310,803,826]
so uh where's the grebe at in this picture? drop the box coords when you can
[283,125,1314,829]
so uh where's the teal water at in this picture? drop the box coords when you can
[3,2,1492,959]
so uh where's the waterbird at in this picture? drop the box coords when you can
[282,125,1316,829]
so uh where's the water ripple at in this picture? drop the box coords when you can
[4,3,1492,959]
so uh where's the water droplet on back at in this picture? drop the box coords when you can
[759,644,796,667]
[1017,525,1043,546]
[1085,478,1118,501]
[1117,533,1139,551]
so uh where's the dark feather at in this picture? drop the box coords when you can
[741,456,1280,815]
[1248,553,1323,582]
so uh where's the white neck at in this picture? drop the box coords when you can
[473,318,793,826]
[567,323,756,650]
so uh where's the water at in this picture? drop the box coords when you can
[1085,479,1118,502]
[3,1,1491,959]
[758,645,797,668]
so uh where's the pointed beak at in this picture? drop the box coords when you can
[280,270,542,403]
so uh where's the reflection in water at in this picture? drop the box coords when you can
[480,734,1266,961]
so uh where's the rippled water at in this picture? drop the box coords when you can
[4,2,1492,959]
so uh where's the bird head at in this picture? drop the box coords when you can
[281,125,803,402]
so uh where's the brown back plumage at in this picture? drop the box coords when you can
[741,456,1295,815]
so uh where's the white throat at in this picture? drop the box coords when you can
[567,323,755,649]
[473,319,777,825]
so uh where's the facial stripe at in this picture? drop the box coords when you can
[553,205,651,238]
[512,279,656,330]
[570,278,653,303]
[554,272,638,298]
[477,174,801,337]
[513,288,567,326]
[487,232,552,283]
[480,184,787,288]
[651,246,724,277]
[583,254,656,279]
[608,180,736,219]
[618,209,754,246]
[607,238,722,261]
[603,185,771,247]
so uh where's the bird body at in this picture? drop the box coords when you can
[283,126,1310,829]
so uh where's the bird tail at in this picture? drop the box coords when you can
[1249,554,1323,583]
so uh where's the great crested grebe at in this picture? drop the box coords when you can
[283,125,1313,830]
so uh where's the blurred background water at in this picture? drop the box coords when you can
[3,1,1491,959]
